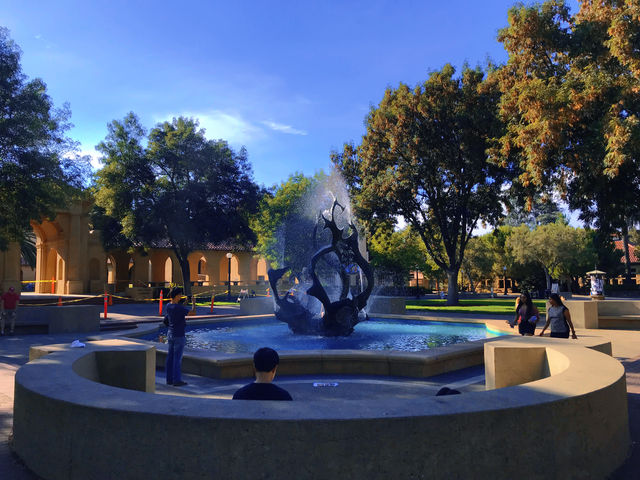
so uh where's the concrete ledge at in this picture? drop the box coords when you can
[13,335,628,480]
[17,305,101,333]
[566,299,640,329]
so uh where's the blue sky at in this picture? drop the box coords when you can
[3,0,579,188]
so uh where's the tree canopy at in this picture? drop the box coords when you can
[0,27,89,250]
[250,172,325,276]
[93,113,262,296]
[506,220,598,290]
[332,64,507,304]
[493,0,640,236]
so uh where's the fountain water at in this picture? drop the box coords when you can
[267,182,374,336]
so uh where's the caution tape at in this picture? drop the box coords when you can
[19,288,269,305]
[21,294,104,306]
[20,279,56,283]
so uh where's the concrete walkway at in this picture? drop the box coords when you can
[1,308,640,478]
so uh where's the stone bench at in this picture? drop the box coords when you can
[15,305,101,333]
[12,335,627,480]
[566,299,640,329]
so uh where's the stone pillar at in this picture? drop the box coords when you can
[203,252,224,285]
[35,242,47,293]
[0,242,22,292]
[65,211,87,294]
[236,252,253,284]
[131,252,150,287]
[110,251,132,292]
[564,300,599,329]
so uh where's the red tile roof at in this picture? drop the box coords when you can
[615,239,639,263]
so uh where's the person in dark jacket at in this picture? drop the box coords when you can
[233,347,292,401]
[165,287,196,386]
[508,291,539,336]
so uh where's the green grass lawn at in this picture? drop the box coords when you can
[195,300,239,307]
[405,298,547,315]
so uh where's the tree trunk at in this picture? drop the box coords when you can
[622,226,632,283]
[543,268,551,291]
[446,269,459,305]
[177,255,192,298]
[466,271,476,293]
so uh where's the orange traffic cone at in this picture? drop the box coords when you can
[57,296,62,306]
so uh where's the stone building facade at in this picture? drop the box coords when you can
[0,201,268,295]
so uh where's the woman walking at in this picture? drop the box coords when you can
[539,293,577,339]
[509,291,539,336]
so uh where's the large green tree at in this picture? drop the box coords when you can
[0,28,88,250]
[493,0,640,279]
[461,235,497,293]
[333,65,507,304]
[506,221,598,290]
[94,114,262,296]
[368,226,438,290]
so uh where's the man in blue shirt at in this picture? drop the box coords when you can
[233,347,292,401]
[165,287,196,386]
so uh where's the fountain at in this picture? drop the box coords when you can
[268,198,374,336]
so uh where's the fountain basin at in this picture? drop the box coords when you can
[141,316,492,353]
[13,336,628,479]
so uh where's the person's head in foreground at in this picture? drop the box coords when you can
[169,287,183,303]
[253,347,280,383]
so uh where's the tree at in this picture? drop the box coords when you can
[493,1,640,278]
[368,226,437,290]
[461,235,496,293]
[333,65,507,304]
[503,194,564,228]
[0,28,89,250]
[250,172,325,276]
[506,221,597,291]
[94,114,262,296]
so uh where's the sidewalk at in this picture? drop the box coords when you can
[1,308,640,479]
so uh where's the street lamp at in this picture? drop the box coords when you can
[503,266,508,296]
[226,252,233,301]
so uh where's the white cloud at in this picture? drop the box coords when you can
[154,110,264,145]
[65,148,102,170]
[34,34,42,40]
[261,120,308,136]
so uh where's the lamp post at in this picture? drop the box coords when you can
[226,252,232,301]
[503,266,507,296]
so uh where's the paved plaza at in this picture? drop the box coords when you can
[1,306,639,478]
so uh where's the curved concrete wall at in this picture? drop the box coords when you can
[13,338,629,480]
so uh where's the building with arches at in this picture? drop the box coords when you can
[0,201,270,296]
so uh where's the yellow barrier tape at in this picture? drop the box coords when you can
[22,294,104,307]
[20,279,56,283]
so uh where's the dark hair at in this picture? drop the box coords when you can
[169,287,184,299]
[549,293,564,308]
[435,387,461,396]
[517,291,533,317]
[253,347,280,372]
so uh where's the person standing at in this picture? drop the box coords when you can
[1,286,20,335]
[165,287,196,386]
[233,347,292,401]
[539,293,578,339]
[508,291,539,336]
